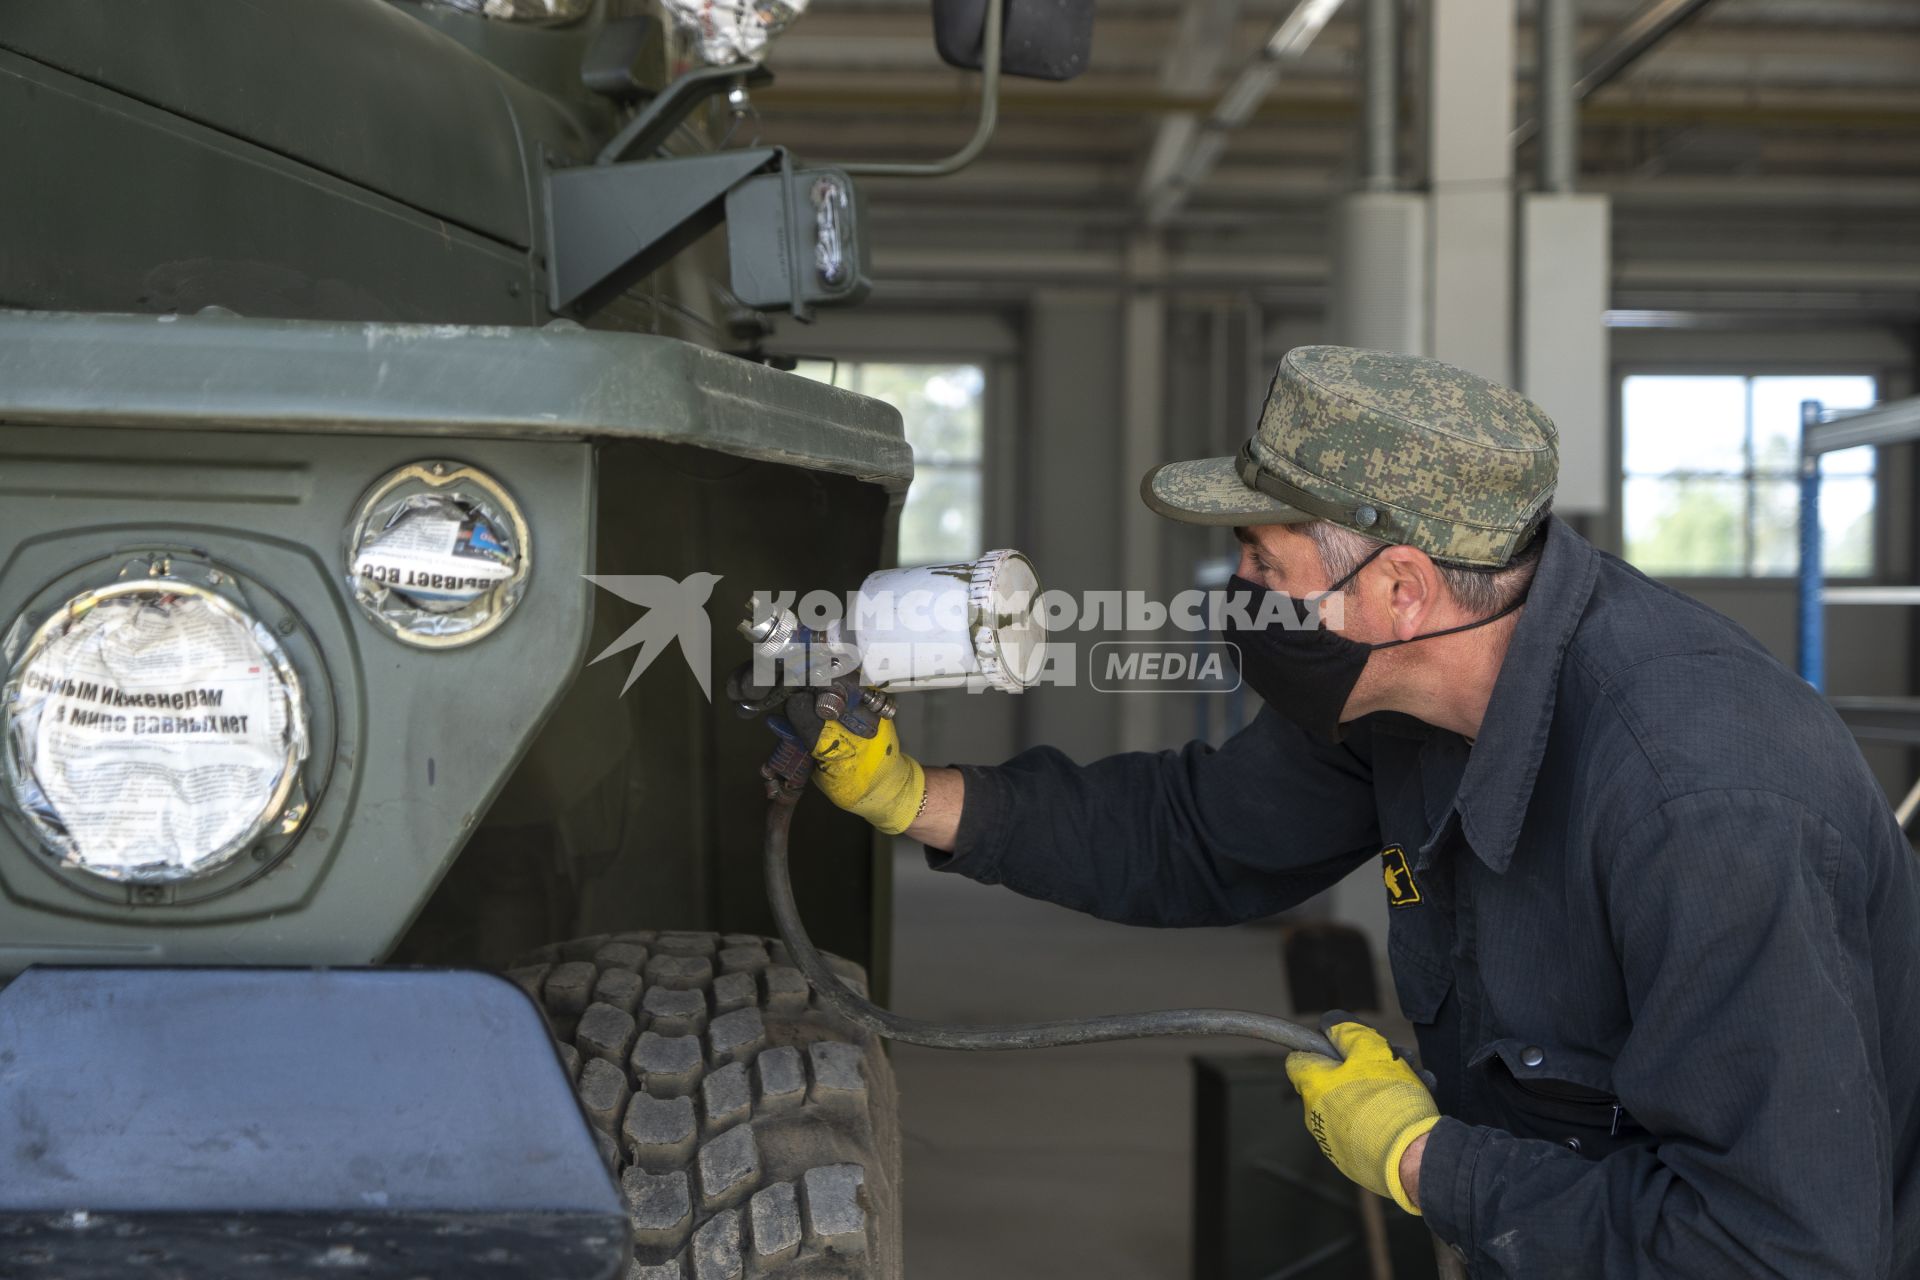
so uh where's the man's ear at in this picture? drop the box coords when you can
[1377,546,1441,641]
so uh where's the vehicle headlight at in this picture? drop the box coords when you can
[347,461,530,648]
[3,580,310,884]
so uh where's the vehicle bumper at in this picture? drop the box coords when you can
[0,966,626,1279]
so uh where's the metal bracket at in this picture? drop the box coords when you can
[545,145,781,315]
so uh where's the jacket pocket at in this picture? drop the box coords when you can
[1469,1038,1647,1157]
[1386,934,1453,1026]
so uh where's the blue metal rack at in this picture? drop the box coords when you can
[1796,393,1920,833]
[1797,393,1920,689]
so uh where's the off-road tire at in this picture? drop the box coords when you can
[508,931,901,1280]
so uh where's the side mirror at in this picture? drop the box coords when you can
[933,0,1093,82]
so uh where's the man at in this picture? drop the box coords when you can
[813,346,1920,1277]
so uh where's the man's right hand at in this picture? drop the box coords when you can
[810,717,927,835]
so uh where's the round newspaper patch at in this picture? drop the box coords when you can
[3,583,308,883]
[347,463,529,648]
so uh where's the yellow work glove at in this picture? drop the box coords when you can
[810,717,926,835]
[1285,1021,1439,1215]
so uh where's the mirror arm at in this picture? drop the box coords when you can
[839,0,1003,178]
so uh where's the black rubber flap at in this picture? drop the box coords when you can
[0,967,626,1279]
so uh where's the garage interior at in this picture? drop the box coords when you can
[1,0,1915,1276]
[746,1,1919,1275]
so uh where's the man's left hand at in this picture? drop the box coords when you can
[1285,1021,1439,1215]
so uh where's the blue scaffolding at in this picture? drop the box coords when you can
[1797,393,1920,832]
[1797,393,1920,688]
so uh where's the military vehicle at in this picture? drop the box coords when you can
[0,1,1089,1276]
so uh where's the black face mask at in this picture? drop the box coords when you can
[1221,546,1529,742]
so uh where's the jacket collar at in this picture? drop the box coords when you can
[1435,516,1600,874]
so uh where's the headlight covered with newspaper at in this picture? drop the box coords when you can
[663,0,809,65]
[347,461,529,648]
[3,580,310,883]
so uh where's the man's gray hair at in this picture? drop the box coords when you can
[1304,520,1544,617]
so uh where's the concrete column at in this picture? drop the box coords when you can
[1021,290,1125,762]
[1521,0,1612,515]
[1329,193,1430,354]
[1536,0,1578,194]
[1426,0,1516,384]
[1362,0,1400,193]
[1519,196,1611,514]
[1330,0,1429,355]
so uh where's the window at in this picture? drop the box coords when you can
[796,361,987,563]
[1621,374,1878,578]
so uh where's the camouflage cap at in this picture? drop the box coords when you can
[1141,346,1558,568]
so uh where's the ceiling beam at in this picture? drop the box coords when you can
[1137,0,1349,224]
[1134,0,1252,207]
[865,246,1920,295]
[1575,0,1723,97]
[1511,0,1720,146]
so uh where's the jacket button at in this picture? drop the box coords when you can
[1520,1045,1545,1067]
[1563,1137,1583,1154]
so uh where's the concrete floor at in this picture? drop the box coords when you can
[887,844,1305,1280]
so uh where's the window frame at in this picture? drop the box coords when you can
[790,346,1012,567]
[846,360,990,565]
[1610,360,1892,586]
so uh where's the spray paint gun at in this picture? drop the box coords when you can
[724,549,1046,798]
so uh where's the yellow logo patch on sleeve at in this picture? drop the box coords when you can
[1380,845,1421,908]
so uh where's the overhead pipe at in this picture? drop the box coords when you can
[1537,0,1578,193]
[1361,0,1399,192]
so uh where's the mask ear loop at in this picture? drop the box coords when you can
[1371,585,1530,652]
[1320,542,1530,651]
[1314,543,1391,600]
[1302,543,1390,632]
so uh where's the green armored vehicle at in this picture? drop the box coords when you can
[0,1,1087,1276]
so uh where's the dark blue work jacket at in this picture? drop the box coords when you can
[936,516,1920,1278]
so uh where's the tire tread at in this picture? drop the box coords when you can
[515,931,899,1278]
